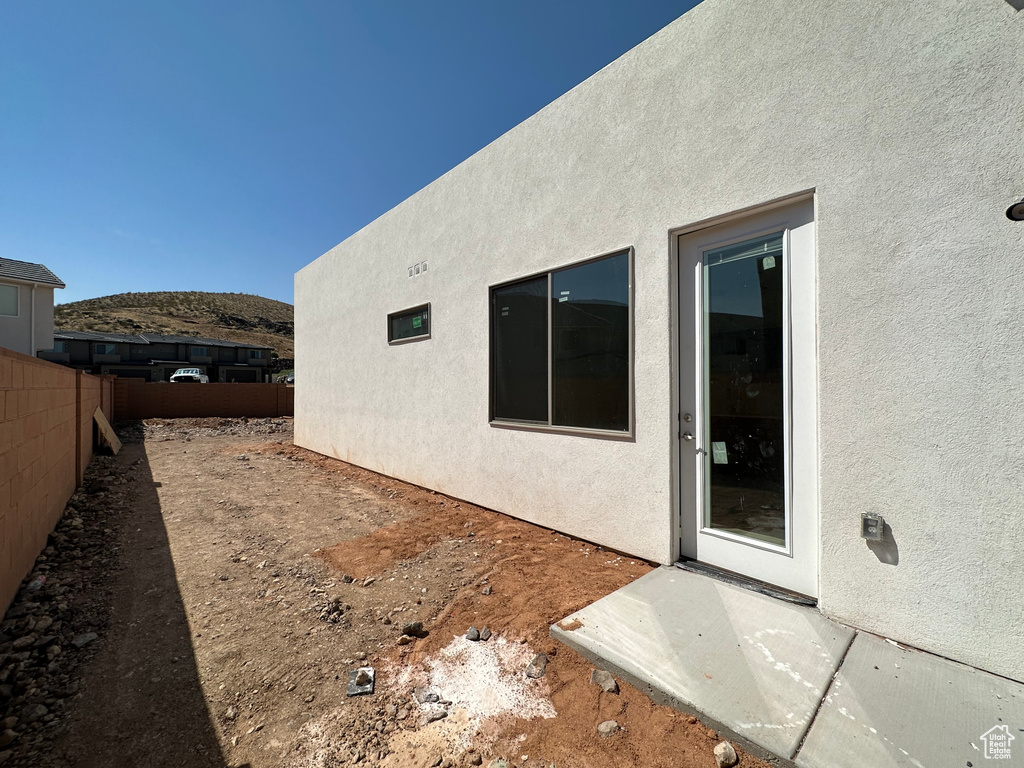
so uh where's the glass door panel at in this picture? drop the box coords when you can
[703,232,786,548]
[678,197,817,597]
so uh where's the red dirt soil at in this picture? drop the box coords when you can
[297,445,769,768]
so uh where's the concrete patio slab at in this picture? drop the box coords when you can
[797,632,1024,768]
[550,567,855,760]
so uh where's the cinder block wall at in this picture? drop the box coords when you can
[0,348,113,614]
[113,380,293,419]
[76,371,115,484]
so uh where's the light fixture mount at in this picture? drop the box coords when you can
[1007,198,1024,221]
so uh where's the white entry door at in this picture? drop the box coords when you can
[678,198,818,597]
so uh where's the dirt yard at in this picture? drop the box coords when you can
[0,418,773,768]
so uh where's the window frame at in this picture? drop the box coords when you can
[387,302,431,345]
[488,246,635,440]
[0,283,19,317]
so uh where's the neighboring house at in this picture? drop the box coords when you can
[294,0,1024,686]
[38,331,273,382]
[0,258,65,356]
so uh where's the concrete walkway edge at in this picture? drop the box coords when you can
[552,567,1024,768]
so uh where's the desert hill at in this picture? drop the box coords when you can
[55,291,294,359]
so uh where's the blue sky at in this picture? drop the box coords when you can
[0,1,698,305]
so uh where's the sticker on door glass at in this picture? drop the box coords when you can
[712,442,728,464]
[762,256,776,270]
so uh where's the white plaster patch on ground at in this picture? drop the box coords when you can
[426,636,557,721]
[291,709,355,768]
[385,635,556,751]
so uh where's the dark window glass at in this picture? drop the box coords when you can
[552,252,630,431]
[491,277,548,422]
[704,232,785,546]
[389,305,429,342]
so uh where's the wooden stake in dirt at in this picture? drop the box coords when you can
[93,407,122,455]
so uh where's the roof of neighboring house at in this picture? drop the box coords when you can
[53,329,272,350]
[54,330,148,344]
[140,333,271,350]
[0,257,66,288]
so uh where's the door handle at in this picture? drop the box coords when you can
[681,431,694,441]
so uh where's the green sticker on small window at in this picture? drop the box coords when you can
[412,317,422,329]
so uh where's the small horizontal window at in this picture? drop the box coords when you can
[248,349,266,359]
[53,341,68,353]
[191,346,207,356]
[0,284,18,317]
[490,248,632,435]
[95,343,117,355]
[388,304,430,343]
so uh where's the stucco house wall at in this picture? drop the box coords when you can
[0,284,57,356]
[296,0,1024,681]
[0,284,34,355]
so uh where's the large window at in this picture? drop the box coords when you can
[0,284,17,317]
[388,304,430,343]
[490,249,632,435]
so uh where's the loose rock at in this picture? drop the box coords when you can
[481,585,492,596]
[415,688,440,704]
[590,669,619,694]
[22,705,47,724]
[479,627,492,641]
[466,626,480,642]
[597,720,620,737]
[425,710,448,723]
[401,621,428,638]
[525,653,548,679]
[713,740,738,768]
[71,633,98,649]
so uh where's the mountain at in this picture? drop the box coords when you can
[55,291,294,359]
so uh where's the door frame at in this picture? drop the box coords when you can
[668,189,819,597]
